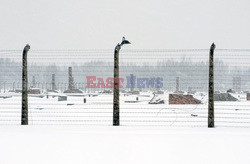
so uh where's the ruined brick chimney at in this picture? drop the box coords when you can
[52,74,56,90]
[68,67,74,90]
[176,77,179,92]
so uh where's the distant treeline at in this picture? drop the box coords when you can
[0,57,249,92]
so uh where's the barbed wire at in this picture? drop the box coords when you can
[1,48,250,127]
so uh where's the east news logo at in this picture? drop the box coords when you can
[86,76,163,88]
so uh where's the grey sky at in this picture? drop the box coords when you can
[0,0,250,50]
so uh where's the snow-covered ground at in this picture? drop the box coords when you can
[0,92,250,163]
[0,126,249,164]
[0,92,250,127]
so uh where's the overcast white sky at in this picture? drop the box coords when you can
[0,0,250,50]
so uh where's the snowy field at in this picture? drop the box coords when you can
[0,92,250,127]
[0,92,250,164]
[0,126,249,164]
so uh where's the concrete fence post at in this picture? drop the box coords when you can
[22,44,30,125]
[113,44,121,126]
[208,43,216,128]
[113,37,130,126]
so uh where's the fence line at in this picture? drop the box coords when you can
[0,46,250,127]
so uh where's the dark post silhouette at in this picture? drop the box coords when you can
[113,44,121,126]
[130,74,134,92]
[22,44,30,125]
[52,74,56,90]
[208,43,216,128]
[113,37,130,126]
[68,67,74,90]
[176,77,180,92]
[32,75,36,88]
[4,82,6,93]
